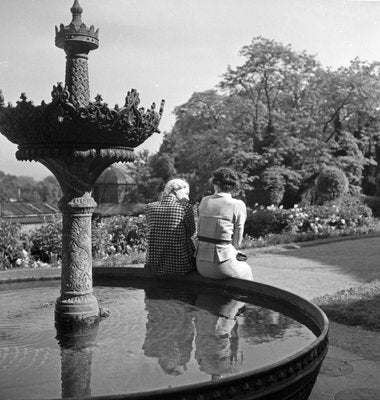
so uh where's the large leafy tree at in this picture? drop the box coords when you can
[160,90,255,200]
[153,38,380,206]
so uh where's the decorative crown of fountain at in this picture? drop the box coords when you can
[0,1,164,162]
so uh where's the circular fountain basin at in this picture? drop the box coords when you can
[0,267,328,400]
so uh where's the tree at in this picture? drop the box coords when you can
[35,175,62,204]
[155,38,380,206]
[158,90,251,200]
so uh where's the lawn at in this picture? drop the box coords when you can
[313,280,380,331]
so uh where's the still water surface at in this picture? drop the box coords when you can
[0,281,316,399]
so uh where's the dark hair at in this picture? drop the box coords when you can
[211,167,239,192]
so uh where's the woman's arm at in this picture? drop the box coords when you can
[232,200,247,248]
[184,203,196,237]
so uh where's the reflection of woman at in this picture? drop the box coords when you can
[193,293,244,379]
[142,287,195,375]
[145,179,196,275]
[195,168,253,280]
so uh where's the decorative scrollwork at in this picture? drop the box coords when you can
[0,86,164,152]
[51,82,71,104]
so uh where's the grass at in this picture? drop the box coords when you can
[313,280,380,332]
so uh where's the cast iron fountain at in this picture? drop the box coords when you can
[0,0,164,327]
[0,2,328,400]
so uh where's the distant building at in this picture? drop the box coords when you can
[0,201,60,231]
[93,164,137,218]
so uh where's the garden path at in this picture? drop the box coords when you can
[246,236,380,299]
[246,235,380,400]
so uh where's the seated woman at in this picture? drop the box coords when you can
[145,178,196,275]
[195,167,253,281]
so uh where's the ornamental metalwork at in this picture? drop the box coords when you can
[0,0,164,326]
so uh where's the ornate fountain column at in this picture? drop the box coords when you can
[52,0,102,325]
[0,0,164,327]
[45,157,115,325]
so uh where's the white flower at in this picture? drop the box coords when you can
[15,258,22,266]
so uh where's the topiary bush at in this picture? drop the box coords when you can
[315,167,349,204]
[260,167,286,206]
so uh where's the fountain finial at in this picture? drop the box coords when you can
[70,0,83,26]
[55,0,99,51]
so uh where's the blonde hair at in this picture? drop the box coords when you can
[163,179,189,195]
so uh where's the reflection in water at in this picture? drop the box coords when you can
[193,293,245,380]
[56,321,99,398]
[0,283,316,399]
[142,287,196,375]
[142,289,301,381]
[239,307,292,344]
[142,289,246,380]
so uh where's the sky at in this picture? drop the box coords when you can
[0,0,380,179]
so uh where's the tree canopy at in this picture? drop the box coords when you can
[148,37,380,205]
[0,172,61,204]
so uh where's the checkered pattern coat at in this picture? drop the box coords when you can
[145,195,196,275]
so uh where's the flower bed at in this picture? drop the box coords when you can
[242,197,376,248]
[1,196,377,269]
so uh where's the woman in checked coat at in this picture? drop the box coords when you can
[145,179,196,275]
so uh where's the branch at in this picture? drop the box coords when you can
[323,90,353,143]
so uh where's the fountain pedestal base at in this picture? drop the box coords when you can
[55,293,100,326]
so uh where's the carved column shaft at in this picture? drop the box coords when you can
[65,45,90,107]
[60,199,94,295]
[56,195,99,324]
[40,157,115,325]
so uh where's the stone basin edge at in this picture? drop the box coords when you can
[0,265,329,400]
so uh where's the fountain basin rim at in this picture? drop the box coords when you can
[0,266,329,400]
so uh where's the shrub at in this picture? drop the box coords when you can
[315,167,349,204]
[361,195,380,218]
[92,219,112,258]
[30,216,62,263]
[261,167,286,206]
[245,206,288,238]
[243,197,374,243]
[0,221,28,269]
[26,215,148,262]
[92,215,148,258]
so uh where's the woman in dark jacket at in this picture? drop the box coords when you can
[145,178,195,275]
